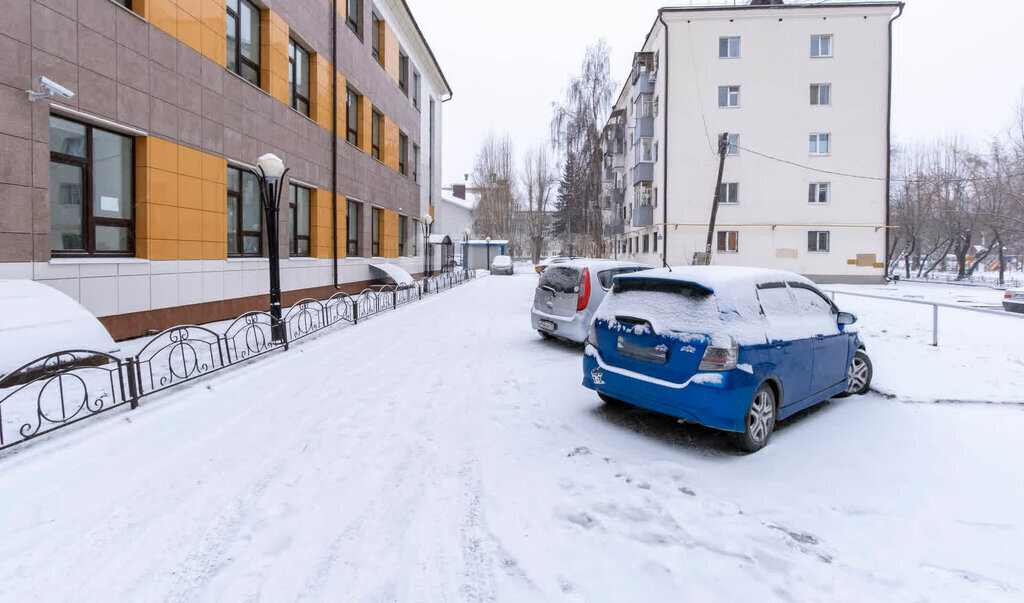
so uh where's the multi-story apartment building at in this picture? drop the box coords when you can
[603,0,903,283]
[0,0,451,339]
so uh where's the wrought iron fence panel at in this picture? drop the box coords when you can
[396,285,417,306]
[356,289,379,318]
[324,292,355,325]
[0,351,131,452]
[223,312,287,364]
[285,298,327,342]
[377,285,397,311]
[134,325,226,396]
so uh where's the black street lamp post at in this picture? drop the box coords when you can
[422,213,434,277]
[485,236,492,269]
[251,153,289,342]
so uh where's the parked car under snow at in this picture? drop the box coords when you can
[531,259,652,343]
[490,255,514,275]
[582,267,871,452]
[1004,289,1024,313]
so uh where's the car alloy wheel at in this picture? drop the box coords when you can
[843,349,873,396]
[747,388,775,444]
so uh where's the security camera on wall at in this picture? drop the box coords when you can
[27,76,75,102]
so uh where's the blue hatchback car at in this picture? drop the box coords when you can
[582,267,872,452]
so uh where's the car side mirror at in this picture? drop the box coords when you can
[837,312,857,326]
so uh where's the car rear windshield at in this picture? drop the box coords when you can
[539,267,581,293]
[596,278,720,338]
[597,267,649,289]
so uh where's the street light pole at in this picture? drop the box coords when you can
[462,227,471,270]
[422,213,433,277]
[251,153,289,342]
[485,236,492,269]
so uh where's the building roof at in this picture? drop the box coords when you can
[395,0,453,99]
[441,193,476,211]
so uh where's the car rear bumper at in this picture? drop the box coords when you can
[582,345,757,433]
[531,308,589,342]
[1004,300,1024,314]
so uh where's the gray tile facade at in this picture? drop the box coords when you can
[0,0,431,265]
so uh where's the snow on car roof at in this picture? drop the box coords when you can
[556,258,654,270]
[613,266,815,292]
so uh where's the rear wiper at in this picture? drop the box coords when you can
[540,285,556,293]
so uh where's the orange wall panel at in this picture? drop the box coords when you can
[383,22,400,84]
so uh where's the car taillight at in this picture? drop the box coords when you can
[587,320,598,346]
[699,339,738,372]
[577,268,591,311]
[1007,293,1013,299]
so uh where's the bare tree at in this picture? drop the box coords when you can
[521,145,556,263]
[550,40,615,256]
[471,133,519,253]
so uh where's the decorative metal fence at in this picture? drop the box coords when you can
[0,269,476,453]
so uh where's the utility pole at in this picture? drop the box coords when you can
[703,133,730,266]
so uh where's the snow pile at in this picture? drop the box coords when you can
[370,263,415,287]
[0,280,117,378]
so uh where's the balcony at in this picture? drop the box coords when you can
[604,219,625,236]
[612,152,625,170]
[603,124,624,154]
[632,205,654,227]
[611,187,625,205]
[635,115,654,138]
[633,161,654,184]
[633,72,655,99]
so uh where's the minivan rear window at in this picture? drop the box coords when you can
[539,267,581,293]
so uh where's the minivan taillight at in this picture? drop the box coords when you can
[577,268,591,311]
[699,339,738,372]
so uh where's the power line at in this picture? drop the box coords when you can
[737,145,1024,184]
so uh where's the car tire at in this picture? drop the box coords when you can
[598,393,626,407]
[836,349,872,397]
[734,384,777,453]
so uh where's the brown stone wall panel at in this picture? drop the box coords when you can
[78,23,117,80]
[0,0,31,44]
[0,36,32,90]
[0,84,32,139]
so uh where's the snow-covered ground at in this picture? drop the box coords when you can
[826,282,1024,404]
[0,274,1021,601]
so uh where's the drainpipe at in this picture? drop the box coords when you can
[330,0,340,290]
[885,3,905,274]
[657,9,669,268]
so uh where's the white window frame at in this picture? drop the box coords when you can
[808,230,831,253]
[718,85,740,108]
[719,36,740,59]
[636,137,654,164]
[810,83,831,106]
[720,182,739,204]
[808,182,830,204]
[811,35,833,58]
[717,231,739,253]
[725,133,740,156]
[809,133,830,155]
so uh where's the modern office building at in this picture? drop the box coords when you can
[0,0,451,339]
[603,0,903,282]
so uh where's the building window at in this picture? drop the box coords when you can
[398,215,407,256]
[371,12,382,65]
[346,88,359,146]
[811,35,833,58]
[398,133,408,176]
[226,0,260,87]
[412,144,420,182]
[412,70,421,109]
[717,231,739,253]
[346,200,360,256]
[809,183,830,204]
[808,231,830,253]
[653,232,658,253]
[48,116,134,256]
[718,85,740,108]
[412,218,419,256]
[227,166,263,257]
[809,133,831,155]
[346,0,361,37]
[642,234,650,253]
[112,0,131,8]
[719,36,740,59]
[371,207,381,256]
[725,133,740,155]
[398,50,409,94]
[289,184,311,257]
[719,182,739,204]
[289,39,310,116]
[810,83,831,106]
[371,109,382,160]
[636,137,654,164]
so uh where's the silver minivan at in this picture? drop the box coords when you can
[531,259,652,342]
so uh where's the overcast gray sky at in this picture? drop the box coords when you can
[410,0,1024,186]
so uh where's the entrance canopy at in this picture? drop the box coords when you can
[370,263,416,286]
